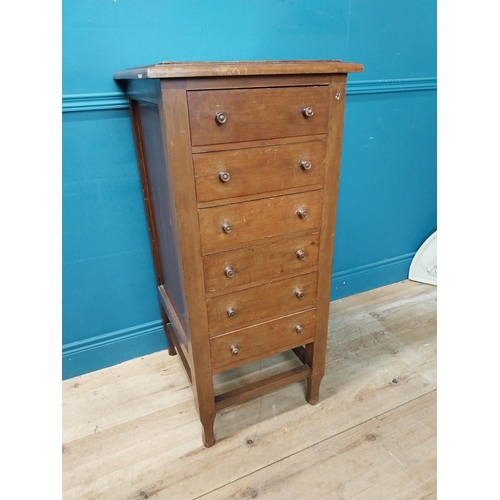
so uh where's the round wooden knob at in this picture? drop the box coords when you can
[219,171,230,182]
[297,208,308,219]
[215,111,227,124]
[300,160,312,171]
[302,107,314,117]
[296,249,306,260]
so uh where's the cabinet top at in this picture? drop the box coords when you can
[114,60,363,80]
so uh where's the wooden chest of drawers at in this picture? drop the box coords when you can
[114,60,363,447]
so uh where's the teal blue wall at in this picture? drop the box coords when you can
[62,0,437,379]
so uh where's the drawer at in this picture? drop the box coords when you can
[187,86,330,146]
[193,141,326,202]
[203,233,320,295]
[210,309,317,374]
[198,190,323,255]
[206,272,318,336]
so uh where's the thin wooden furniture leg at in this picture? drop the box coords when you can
[192,378,217,447]
[304,342,325,405]
[192,370,217,447]
[200,410,216,448]
[130,99,178,359]
[160,307,177,356]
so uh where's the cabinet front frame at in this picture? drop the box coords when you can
[124,71,350,447]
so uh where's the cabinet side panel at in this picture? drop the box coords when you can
[305,74,348,402]
[136,101,190,341]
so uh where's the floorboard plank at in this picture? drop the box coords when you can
[197,391,436,500]
[62,280,437,500]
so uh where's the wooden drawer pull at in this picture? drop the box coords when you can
[295,324,304,334]
[300,160,312,171]
[229,344,239,355]
[215,111,227,124]
[221,222,232,233]
[302,106,314,117]
[219,170,231,183]
[295,249,306,260]
[224,266,235,278]
[227,307,236,318]
[295,289,305,299]
[296,208,308,219]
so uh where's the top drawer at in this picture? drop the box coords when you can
[187,86,330,146]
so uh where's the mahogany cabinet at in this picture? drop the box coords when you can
[114,60,363,447]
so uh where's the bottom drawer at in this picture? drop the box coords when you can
[210,309,317,374]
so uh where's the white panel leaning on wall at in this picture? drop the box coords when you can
[409,231,437,286]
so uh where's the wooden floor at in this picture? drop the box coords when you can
[62,280,437,500]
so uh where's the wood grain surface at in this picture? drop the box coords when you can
[202,232,320,296]
[187,86,329,146]
[205,272,318,336]
[113,60,364,80]
[210,309,317,374]
[198,190,323,255]
[193,141,326,203]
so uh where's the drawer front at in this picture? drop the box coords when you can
[210,309,317,374]
[187,86,330,146]
[203,233,320,295]
[198,190,323,255]
[193,141,326,202]
[206,272,318,336]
